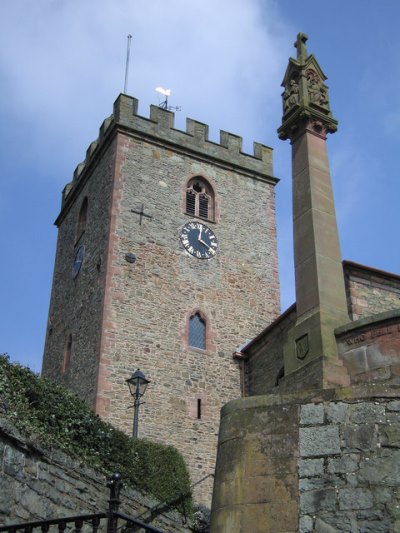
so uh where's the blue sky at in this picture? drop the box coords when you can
[1,0,399,373]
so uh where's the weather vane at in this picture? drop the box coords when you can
[155,87,181,112]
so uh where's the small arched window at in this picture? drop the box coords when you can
[62,334,72,373]
[189,312,206,350]
[77,197,88,238]
[185,177,214,221]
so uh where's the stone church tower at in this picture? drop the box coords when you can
[42,94,280,502]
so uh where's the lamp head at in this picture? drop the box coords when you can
[126,369,150,398]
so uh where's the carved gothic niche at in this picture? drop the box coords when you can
[306,68,330,110]
[282,73,300,115]
[278,34,338,140]
[307,119,329,137]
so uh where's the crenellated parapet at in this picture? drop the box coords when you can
[61,94,276,209]
[112,94,274,174]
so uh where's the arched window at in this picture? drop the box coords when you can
[185,177,214,221]
[189,312,206,350]
[62,334,72,373]
[77,197,88,238]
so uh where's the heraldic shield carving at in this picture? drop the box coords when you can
[296,333,309,360]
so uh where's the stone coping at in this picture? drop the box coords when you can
[221,382,400,418]
[343,259,400,284]
[335,308,400,337]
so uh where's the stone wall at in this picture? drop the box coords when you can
[0,418,190,532]
[100,128,279,505]
[344,261,400,321]
[336,309,400,386]
[42,138,117,407]
[299,397,400,533]
[241,261,400,398]
[210,385,400,533]
[243,304,296,395]
[42,94,280,505]
[211,394,298,533]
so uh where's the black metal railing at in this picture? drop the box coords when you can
[0,473,166,533]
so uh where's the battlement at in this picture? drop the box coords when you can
[63,94,276,206]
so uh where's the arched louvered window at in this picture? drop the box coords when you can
[77,197,88,238]
[189,312,206,350]
[185,177,214,221]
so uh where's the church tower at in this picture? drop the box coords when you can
[42,94,279,503]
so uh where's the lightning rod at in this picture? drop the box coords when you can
[124,34,132,94]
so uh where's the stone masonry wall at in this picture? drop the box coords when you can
[344,261,400,321]
[336,309,400,386]
[244,304,296,396]
[0,418,190,532]
[42,139,117,407]
[347,277,400,321]
[97,129,279,505]
[42,94,280,506]
[299,398,400,533]
[210,386,400,533]
[243,262,400,400]
[211,394,299,533]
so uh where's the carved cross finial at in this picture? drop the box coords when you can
[294,32,308,63]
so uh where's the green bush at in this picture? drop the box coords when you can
[0,354,192,515]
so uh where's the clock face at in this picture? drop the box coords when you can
[179,221,218,259]
[72,245,85,278]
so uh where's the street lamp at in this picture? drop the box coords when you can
[126,369,150,438]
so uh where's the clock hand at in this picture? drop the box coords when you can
[198,226,203,241]
[200,241,216,255]
[199,238,212,250]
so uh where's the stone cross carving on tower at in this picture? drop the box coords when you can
[131,204,153,225]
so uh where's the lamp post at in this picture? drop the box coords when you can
[126,369,150,438]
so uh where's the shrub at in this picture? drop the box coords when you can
[0,354,192,515]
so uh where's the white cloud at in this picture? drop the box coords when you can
[0,0,295,370]
[0,0,292,166]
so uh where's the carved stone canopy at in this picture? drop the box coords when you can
[278,33,338,141]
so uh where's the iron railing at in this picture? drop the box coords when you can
[0,473,166,533]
